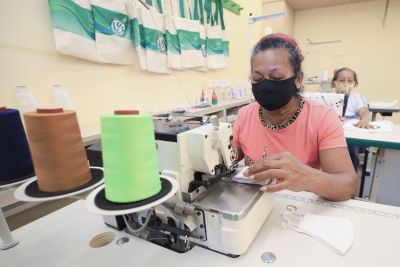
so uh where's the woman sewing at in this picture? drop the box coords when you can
[233,33,357,201]
[331,67,372,171]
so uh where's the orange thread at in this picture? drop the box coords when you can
[23,110,91,192]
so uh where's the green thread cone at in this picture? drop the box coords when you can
[101,114,161,203]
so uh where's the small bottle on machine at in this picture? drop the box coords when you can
[52,84,74,109]
[15,85,38,112]
[200,89,206,102]
[211,89,218,105]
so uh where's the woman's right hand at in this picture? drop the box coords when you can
[243,152,313,193]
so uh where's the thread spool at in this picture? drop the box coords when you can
[101,110,161,203]
[0,107,34,184]
[23,108,91,192]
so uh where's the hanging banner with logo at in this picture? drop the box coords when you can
[174,0,205,69]
[205,0,226,69]
[91,0,135,64]
[218,0,229,67]
[48,0,98,62]
[126,0,147,70]
[141,0,171,73]
[165,0,182,70]
[193,0,207,71]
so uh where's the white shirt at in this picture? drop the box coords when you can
[344,92,368,119]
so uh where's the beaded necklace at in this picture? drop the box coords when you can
[258,97,304,130]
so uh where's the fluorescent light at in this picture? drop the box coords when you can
[248,12,287,24]
[306,38,342,45]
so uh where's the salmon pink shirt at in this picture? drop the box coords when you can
[233,98,347,169]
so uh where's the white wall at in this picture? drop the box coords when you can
[262,0,294,36]
[294,0,400,122]
[0,0,262,127]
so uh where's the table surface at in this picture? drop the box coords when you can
[2,191,400,267]
[369,107,400,113]
[344,124,400,149]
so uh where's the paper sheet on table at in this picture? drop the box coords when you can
[343,119,393,133]
[231,166,271,186]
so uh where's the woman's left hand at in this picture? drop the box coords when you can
[353,119,373,129]
[244,152,313,193]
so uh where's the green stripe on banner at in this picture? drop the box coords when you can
[166,31,181,55]
[92,5,130,40]
[156,0,163,13]
[223,40,229,56]
[207,38,223,55]
[130,18,146,49]
[179,0,185,18]
[48,0,95,40]
[204,0,211,24]
[144,28,167,54]
[177,30,201,50]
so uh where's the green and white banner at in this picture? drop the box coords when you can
[91,0,135,64]
[165,0,182,70]
[126,0,147,70]
[174,0,205,69]
[48,0,229,72]
[48,0,98,62]
[205,0,227,69]
[141,0,170,73]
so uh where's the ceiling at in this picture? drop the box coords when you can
[263,0,376,10]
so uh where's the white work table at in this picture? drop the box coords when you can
[344,124,400,150]
[2,191,400,267]
[344,124,400,205]
[183,98,253,122]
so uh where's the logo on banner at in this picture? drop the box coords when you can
[201,44,207,57]
[157,35,166,52]
[111,19,126,36]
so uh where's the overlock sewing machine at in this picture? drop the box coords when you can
[88,115,274,257]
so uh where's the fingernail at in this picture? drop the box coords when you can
[249,175,254,180]
[260,186,267,191]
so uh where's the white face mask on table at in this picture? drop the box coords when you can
[282,212,354,255]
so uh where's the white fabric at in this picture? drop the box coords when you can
[53,28,98,62]
[283,212,354,255]
[205,22,224,69]
[174,0,205,69]
[50,0,98,62]
[91,0,135,65]
[126,0,147,70]
[165,0,182,69]
[231,166,272,186]
[141,5,171,73]
[343,119,393,133]
[205,1,226,69]
[344,92,368,119]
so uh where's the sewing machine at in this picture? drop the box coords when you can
[301,92,345,117]
[98,116,274,257]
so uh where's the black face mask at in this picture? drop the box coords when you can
[252,77,298,111]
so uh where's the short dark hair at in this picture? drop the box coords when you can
[251,33,304,76]
[331,67,359,87]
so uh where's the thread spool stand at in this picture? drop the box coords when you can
[14,167,104,202]
[0,176,35,250]
[0,208,18,250]
[86,175,178,216]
